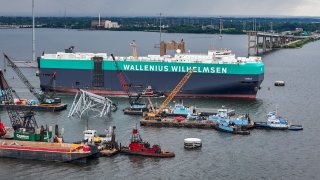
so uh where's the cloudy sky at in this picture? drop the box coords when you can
[1,0,320,17]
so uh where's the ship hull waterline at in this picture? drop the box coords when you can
[39,69,264,99]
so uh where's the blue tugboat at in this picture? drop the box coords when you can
[169,103,195,117]
[255,106,303,131]
[209,109,250,135]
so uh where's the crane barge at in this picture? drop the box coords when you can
[3,54,67,111]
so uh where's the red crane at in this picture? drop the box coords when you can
[111,54,142,105]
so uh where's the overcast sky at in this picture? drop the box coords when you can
[1,0,320,17]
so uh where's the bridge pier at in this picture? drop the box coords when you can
[248,31,307,56]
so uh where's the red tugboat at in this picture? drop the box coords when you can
[120,128,175,158]
[0,121,6,137]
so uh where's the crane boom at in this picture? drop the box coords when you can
[4,54,43,102]
[111,54,143,105]
[111,54,130,94]
[157,68,194,114]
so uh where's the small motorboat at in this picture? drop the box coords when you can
[120,128,175,158]
[184,138,202,149]
[274,81,285,86]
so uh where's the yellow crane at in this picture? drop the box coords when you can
[147,68,194,117]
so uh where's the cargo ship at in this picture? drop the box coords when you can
[38,48,264,98]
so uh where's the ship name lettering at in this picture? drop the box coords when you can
[16,134,29,139]
[122,64,227,74]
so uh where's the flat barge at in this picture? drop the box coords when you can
[140,119,218,129]
[0,139,99,162]
[0,103,67,112]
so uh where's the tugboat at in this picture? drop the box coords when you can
[255,106,289,130]
[120,128,175,158]
[216,119,250,135]
[209,109,251,134]
[0,121,6,137]
[265,111,289,130]
[255,110,303,131]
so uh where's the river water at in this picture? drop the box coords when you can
[0,29,319,180]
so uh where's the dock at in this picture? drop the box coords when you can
[0,103,67,112]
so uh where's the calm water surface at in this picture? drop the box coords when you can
[0,29,319,180]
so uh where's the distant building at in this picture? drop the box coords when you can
[281,31,292,35]
[202,25,218,30]
[91,20,120,29]
[104,20,120,29]
[295,28,303,33]
[91,20,104,29]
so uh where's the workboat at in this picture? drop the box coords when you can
[254,111,289,130]
[83,126,119,156]
[255,111,304,131]
[216,119,250,135]
[123,103,149,115]
[170,103,194,117]
[140,85,164,97]
[209,109,250,134]
[38,42,264,98]
[209,109,252,128]
[184,138,202,149]
[120,128,175,157]
[266,111,289,129]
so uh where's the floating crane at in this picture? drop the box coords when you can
[0,70,57,142]
[0,71,38,131]
[4,53,61,105]
[147,68,194,117]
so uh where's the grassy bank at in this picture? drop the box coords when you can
[283,37,320,48]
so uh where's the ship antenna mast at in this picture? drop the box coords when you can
[32,0,35,62]
[159,13,162,44]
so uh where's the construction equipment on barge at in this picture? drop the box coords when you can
[111,53,149,114]
[3,54,67,111]
[0,69,56,141]
[145,67,194,119]
[82,126,119,156]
